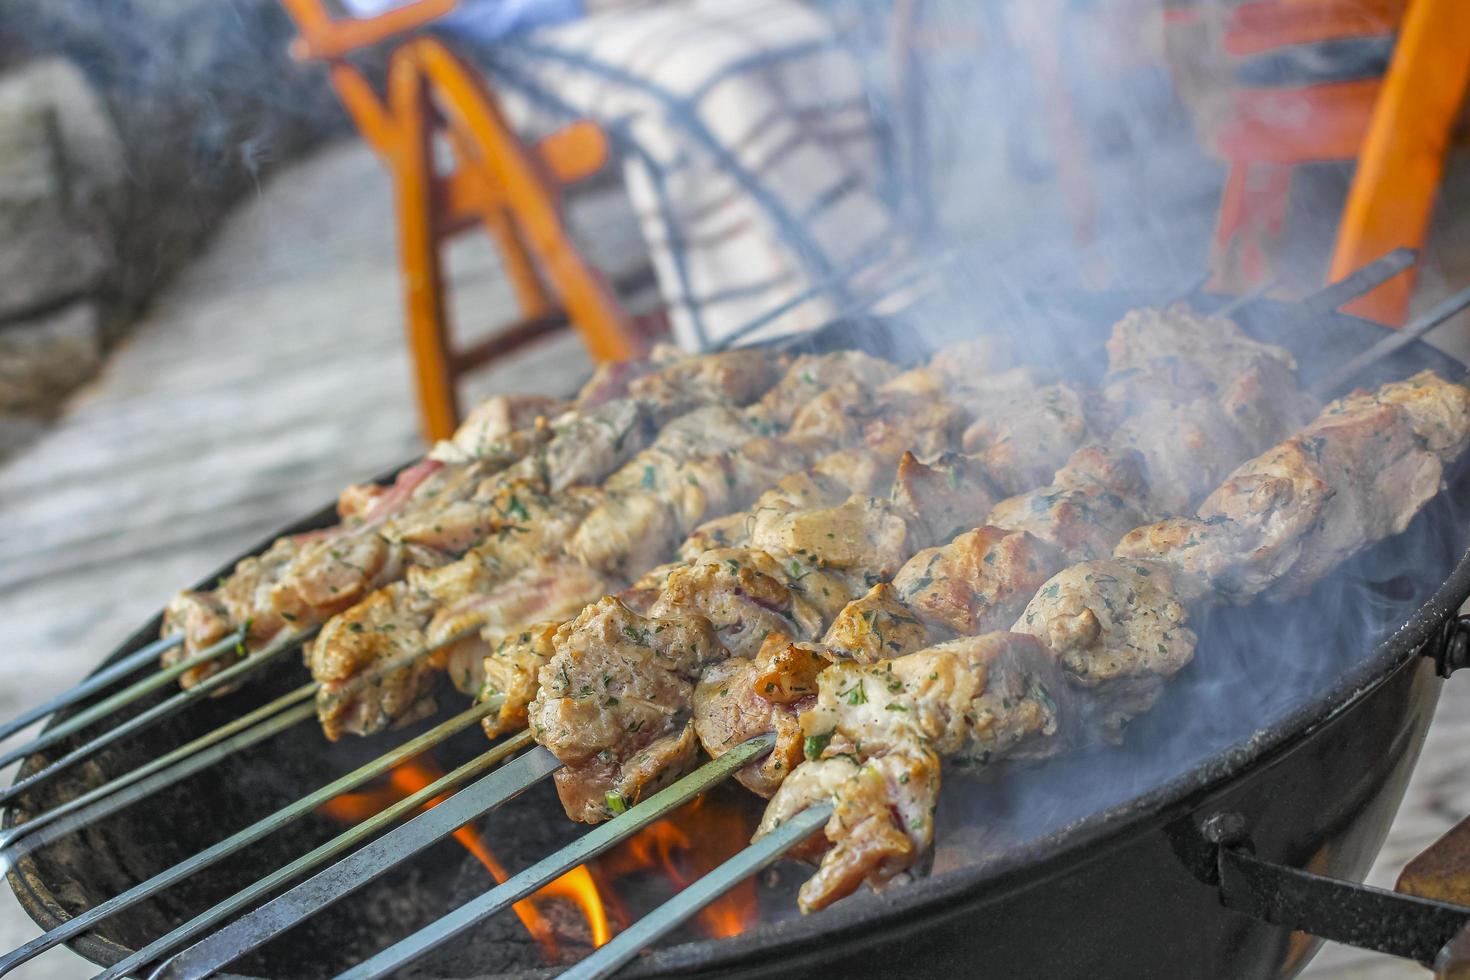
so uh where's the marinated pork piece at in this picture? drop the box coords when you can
[528,597,724,822]
[983,445,1150,560]
[677,469,855,560]
[892,526,1064,638]
[310,584,443,740]
[753,350,900,428]
[694,636,826,796]
[1012,559,1196,732]
[480,621,560,739]
[568,409,806,578]
[756,632,1068,911]
[428,394,566,465]
[161,347,781,681]
[889,452,998,550]
[962,383,1113,496]
[432,557,614,694]
[314,350,919,739]
[1115,371,1470,602]
[821,583,934,665]
[312,557,614,742]
[1107,396,1252,516]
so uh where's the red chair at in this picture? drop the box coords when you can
[1173,0,1470,326]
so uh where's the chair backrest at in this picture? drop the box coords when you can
[278,0,458,61]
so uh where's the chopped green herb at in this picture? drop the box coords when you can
[804,730,834,760]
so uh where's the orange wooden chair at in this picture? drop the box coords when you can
[1177,0,1470,326]
[278,0,647,441]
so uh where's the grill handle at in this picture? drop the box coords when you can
[1192,614,1470,976]
[1200,813,1470,970]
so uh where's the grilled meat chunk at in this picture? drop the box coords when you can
[1115,371,1470,602]
[755,350,900,428]
[821,583,934,665]
[429,394,565,465]
[984,445,1150,560]
[962,383,1112,496]
[890,451,998,550]
[480,621,560,739]
[892,526,1064,638]
[1012,559,1195,733]
[756,633,1068,911]
[694,636,826,796]
[528,598,723,822]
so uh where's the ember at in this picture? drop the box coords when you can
[319,757,611,958]
[594,794,760,941]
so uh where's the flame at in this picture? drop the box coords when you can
[319,759,610,957]
[594,795,758,940]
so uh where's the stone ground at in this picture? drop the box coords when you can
[3,137,1470,979]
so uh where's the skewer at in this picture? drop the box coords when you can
[0,682,316,855]
[1285,246,1417,325]
[0,629,316,807]
[313,252,1439,978]
[0,700,499,977]
[96,738,520,980]
[1310,283,1470,398]
[0,702,315,870]
[324,737,776,980]
[557,803,832,980]
[0,249,1426,977]
[1211,277,1277,318]
[0,634,183,745]
[0,630,245,771]
[151,733,554,980]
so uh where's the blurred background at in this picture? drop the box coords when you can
[1,1,1468,976]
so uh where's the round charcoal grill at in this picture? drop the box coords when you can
[8,290,1470,980]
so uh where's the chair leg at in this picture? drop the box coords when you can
[1211,161,1292,294]
[389,55,460,442]
[1328,0,1470,326]
[414,40,644,363]
[482,206,557,320]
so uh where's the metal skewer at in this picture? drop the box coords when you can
[1,701,315,870]
[0,634,184,745]
[1311,283,1470,399]
[0,630,246,771]
[0,682,317,855]
[1285,246,1417,326]
[0,628,315,807]
[327,734,775,980]
[96,738,519,980]
[1210,277,1278,318]
[560,803,832,980]
[152,732,553,980]
[0,700,500,977]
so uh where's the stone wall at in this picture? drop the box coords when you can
[0,0,347,449]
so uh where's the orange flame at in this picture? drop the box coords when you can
[319,759,610,957]
[593,795,758,940]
